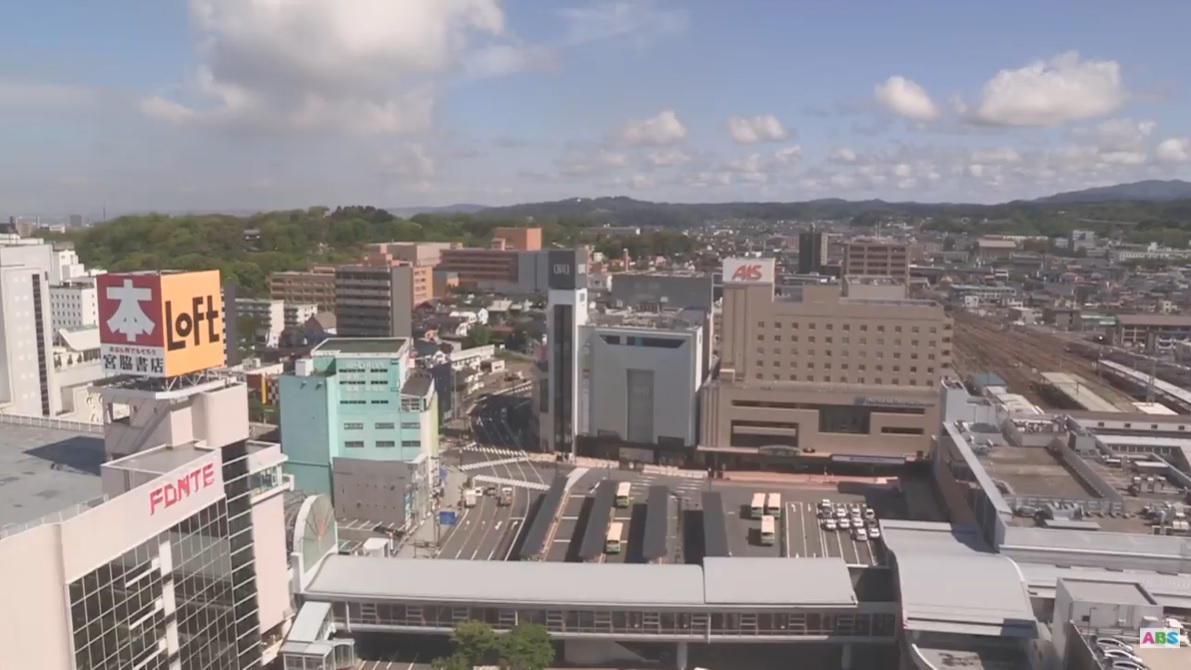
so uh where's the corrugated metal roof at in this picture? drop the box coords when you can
[1002,526,1191,558]
[305,555,861,608]
[307,556,707,607]
[883,521,1035,638]
[702,557,856,606]
[1018,562,1191,609]
[288,602,332,643]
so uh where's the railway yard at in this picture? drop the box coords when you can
[952,310,1138,411]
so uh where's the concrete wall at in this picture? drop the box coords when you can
[252,492,292,632]
[332,458,414,529]
[0,524,72,670]
[279,374,336,494]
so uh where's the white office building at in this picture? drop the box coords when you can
[284,302,319,328]
[0,235,58,416]
[237,298,286,347]
[49,244,89,283]
[580,309,705,448]
[50,281,99,330]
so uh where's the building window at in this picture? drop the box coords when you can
[376,441,396,448]
[344,422,364,430]
[401,421,420,429]
[402,440,421,448]
[375,422,395,429]
[345,440,364,448]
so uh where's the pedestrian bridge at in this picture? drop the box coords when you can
[298,555,899,642]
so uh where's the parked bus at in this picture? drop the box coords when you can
[765,492,782,518]
[605,521,624,554]
[750,493,766,519]
[759,515,776,546]
[615,481,632,508]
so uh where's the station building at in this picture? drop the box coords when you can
[700,261,952,463]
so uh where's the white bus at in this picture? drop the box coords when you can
[765,492,782,518]
[750,493,766,519]
[760,515,776,546]
[605,521,624,554]
[615,481,632,508]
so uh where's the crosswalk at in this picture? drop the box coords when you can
[471,474,551,492]
[458,455,531,472]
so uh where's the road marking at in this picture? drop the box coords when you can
[835,526,846,559]
[798,502,809,558]
[560,516,579,521]
[502,519,524,561]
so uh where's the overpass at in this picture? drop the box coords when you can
[299,555,899,643]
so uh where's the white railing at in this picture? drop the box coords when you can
[0,412,103,434]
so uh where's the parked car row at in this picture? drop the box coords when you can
[1093,636,1146,670]
[818,500,881,542]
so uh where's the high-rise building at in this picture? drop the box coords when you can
[842,238,911,284]
[700,258,951,462]
[0,235,58,416]
[269,266,336,311]
[797,230,828,274]
[333,265,414,339]
[50,279,100,330]
[278,338,439,530]
[539,249,588,453]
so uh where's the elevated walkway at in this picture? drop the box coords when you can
[300,555,898,642]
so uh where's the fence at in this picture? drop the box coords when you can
[0,413,103,434]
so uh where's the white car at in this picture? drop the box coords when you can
[821,518,837,531]
[1095,638,1133,654]
[1100,649,1145,665]
[852,527,868,541]
[1110,662,1146,670]
[834,507,847,519]
[864,508,876,521]
[838,517,851,530]
[867,525,881,540]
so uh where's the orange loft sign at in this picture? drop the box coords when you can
[149,462,217,515]
[97,270,225,378]
[722,258,775,284]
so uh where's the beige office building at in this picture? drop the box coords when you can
[701,259,952,460]
[270,266,337,310]
[843,238,911,285]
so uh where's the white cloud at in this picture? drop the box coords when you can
[873,76,938,121]
[773,145,802,165]
[141,0,531,136]
[1156,138,1191,163]
[829,147,858,164]
[1075,118,1156,152]
[726,115,788,144]
[558,0,687,45]
[648,149,692,166]
[969,147,1021,164]
[0,80,93,108]
[613,109,687,146]
[557,147,629,176]
[960,52,1125,127]
[378,144,437,179]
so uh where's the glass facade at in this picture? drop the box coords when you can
[68,442,262,670]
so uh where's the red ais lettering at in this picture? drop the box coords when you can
[730,264,764,282]
[149,462,217,515]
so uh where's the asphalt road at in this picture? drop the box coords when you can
[436,451,552,561]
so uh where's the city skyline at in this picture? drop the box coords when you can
[3,0,1191,213]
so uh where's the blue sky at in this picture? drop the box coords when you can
[3,0,1191,216]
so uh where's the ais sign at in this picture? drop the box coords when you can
[149,462,217,515]
[98,270,225,378]
[722,258,775,285]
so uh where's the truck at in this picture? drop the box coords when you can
[498,486,514,507]
[463,490,478,508]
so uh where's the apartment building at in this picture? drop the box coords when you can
[1113,314,1191,351]
[334,265,415,339]
[797,230,828,274]
[270,266,336,310]
[49,279,99,330]
[491,226,542,251]
[842,238,911,284]
[437,248,550,294]
[365,241,453,268]
[701,258,951,460]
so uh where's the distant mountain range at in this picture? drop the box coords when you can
[1031,179,1191,204]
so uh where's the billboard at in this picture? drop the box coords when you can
[722,258,775,285]
[547,248,588,290]
[98,270,225,378]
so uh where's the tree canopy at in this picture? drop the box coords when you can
[432,621,554,670]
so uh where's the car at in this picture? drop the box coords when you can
[834,507,847,519]
[819,499,833,510]
[821,518,837,531]
[849,503,862,513]
[867,525,881,540]
[864,508,876,521]
[852,527,868,541]
[1100,649,1146,665]
[1109,662,1147,670]
[1095,638,1133,653]
[838,517,851,530]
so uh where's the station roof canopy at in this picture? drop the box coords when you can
[881,521,1036,639]
[305,555,860,609]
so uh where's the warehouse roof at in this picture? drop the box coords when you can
[702,557,856,606]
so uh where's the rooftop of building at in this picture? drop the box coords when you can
[110,443,209,476]
[587,307,705,331]
[0,421,106,532]
[312,337,409,356]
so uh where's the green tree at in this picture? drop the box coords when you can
[452,621,499,666]
[431,653,471,670]
[466,324,492,348]
[498,623,554,670]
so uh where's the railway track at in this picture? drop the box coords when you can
[953,311,1136,409]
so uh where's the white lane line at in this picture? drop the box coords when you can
[835,525,846,559]
[798,502,809,558]
[502,519,524,562]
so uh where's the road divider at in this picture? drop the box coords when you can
[472,474,551,492]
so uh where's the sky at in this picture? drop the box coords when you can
[4,0,1191,216]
